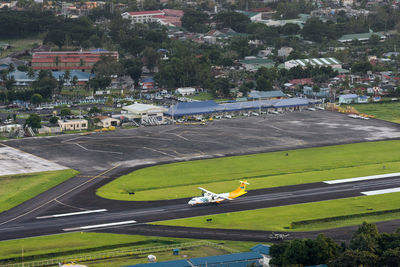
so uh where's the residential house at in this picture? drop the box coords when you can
[278,47,293,58]
[141,77,155,90]
[176,87,196,96]
[339,94,369,104]
[303,86,330,98]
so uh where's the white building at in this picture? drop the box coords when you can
[284,57,342,70]
[176,87,196,96]
[122,10,164,24]
[58,119,88,131]
[123,103,168,125]
[278,47,293,58]
[94,116,120,128]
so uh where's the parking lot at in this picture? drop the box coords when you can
[4,110,400,174]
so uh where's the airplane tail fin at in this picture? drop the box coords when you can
[228,180,249,199]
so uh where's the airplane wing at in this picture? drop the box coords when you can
[198,188,233,201]
[217,195,232,200]
[198,187,217,196]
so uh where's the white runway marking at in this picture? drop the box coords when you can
[324,172,400,184]
[36,209,107,219]
[75,143,123,154]
[361,187,400,196]
[63,220,136,231]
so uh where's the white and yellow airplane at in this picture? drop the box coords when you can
[188,180,249,206]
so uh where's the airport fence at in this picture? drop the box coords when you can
[1,240,239,267]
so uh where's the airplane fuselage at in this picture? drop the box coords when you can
[188,193,229,206]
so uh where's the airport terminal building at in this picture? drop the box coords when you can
[165,98,318,118]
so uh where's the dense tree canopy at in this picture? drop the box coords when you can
[214,11,251,33]
[181,9,209,33]
[271,223,400,266]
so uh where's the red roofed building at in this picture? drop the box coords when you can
[31,51,118,72]
[288,78,314,86]
[162,9,184,17]
[122,9,183,26]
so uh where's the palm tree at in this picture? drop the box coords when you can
[27,68,35,80]
[64,70,71,85]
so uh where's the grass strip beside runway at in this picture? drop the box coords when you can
[0,233,256,264]
[98,140,400,201]
[350,102,400,123]
[153,192,400,231]
[0,169,78,213]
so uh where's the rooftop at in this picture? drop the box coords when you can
[248,90,286,99]
[338,32,385,42]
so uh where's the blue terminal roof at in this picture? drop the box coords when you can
[251,244,270,255]
[189,252,262,266]
[123,259,190,267]
[273,97,309,108]
[166,98,311,116]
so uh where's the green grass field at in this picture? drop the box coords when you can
[0,169,78,213]
[154,192,400,232]
[97,140,400,201]
[0,36,43,58]
[186,92,230,102]
[350,102,400,123]
[85,246,229,267]
[0,232,257,263]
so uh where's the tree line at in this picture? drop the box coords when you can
[270,222,400,266]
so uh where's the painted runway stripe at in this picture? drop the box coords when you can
[361,187,400,196]
[36,209,107,219]
[324,172,400,184]
[63,220,136,231]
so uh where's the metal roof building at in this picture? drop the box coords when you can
[125,259,190,267]
[248,90,286,99]
[284,57,342,70]
[125,252,263,267]
[189,252,263,267]
[251,244,270,255]
[165,98,313,117]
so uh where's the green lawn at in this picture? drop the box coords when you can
[86,246,229,267]
[97,140,400,201]
[0,232,257,263]
[0,36,43,57]
[350,102,400,123]
[154,192,400,232]
[186,92,230,102]
[0,169,78,213]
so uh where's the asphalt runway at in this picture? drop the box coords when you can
[4,110,400,174]
[1,110,400,242]
[0,176,399,243]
